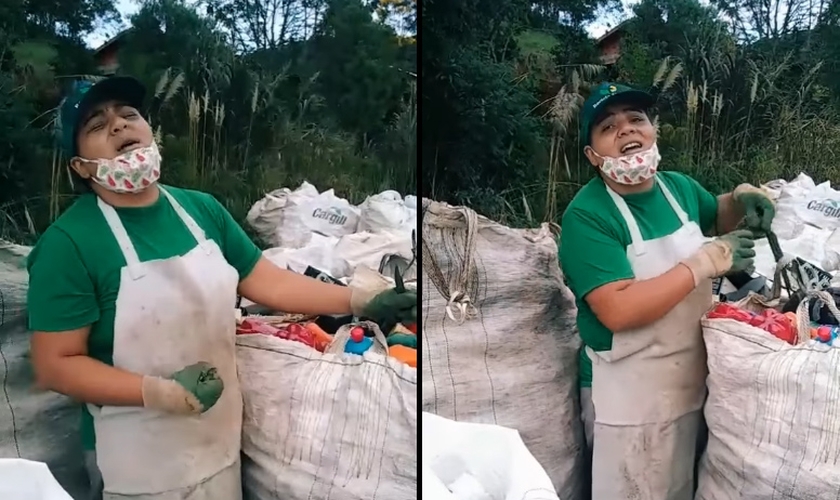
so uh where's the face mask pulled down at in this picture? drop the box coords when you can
[78,142,162,194]
[595,143,661,186]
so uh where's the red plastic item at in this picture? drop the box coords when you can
[236,318,327,352]
[404,323,417,334]
[350,326,365,343]
[707,303,755,323]
[707,303,797,345]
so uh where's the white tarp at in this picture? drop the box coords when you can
[422,412,559,500]
[236,323,417,500]
[0,241,91,500]
[697,296,840,499]
[421,200,585,498]
[0,459,74,500]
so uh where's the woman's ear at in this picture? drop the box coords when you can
[583,146,601,167]
[69,157,92,179]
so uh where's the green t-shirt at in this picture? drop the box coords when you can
[558,171,718,387]
[26,185,262,450]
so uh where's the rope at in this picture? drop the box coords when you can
[421,202,480,324]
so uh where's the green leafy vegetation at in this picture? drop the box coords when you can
[0,0,416,244]
[422,0,840,226]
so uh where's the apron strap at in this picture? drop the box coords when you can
[604,174,692,256]
[97,197,145,279]
[604,184,646,255]
[158,186,213,255]
[655,176,690,225]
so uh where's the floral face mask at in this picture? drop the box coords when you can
[594,143,661,185]
[79,142,162,193]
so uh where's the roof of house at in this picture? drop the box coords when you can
[94,28,133,55]
[596,19,631,45]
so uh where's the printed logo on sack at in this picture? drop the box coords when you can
[806,199,840,218]
[312,207,348,226]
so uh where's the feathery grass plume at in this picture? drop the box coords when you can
[250,81,259,114]
[549,86,581,135]
[653,57,671,88]
[663,62,683,91]
[712,92,723,117]
[215,101,225,127]
[188,92,200,123]
[154,68,171,99]
[570,70,581,93]
[163,72,184,104]
[686,83,699,116]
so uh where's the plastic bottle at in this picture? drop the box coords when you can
[344,326,374,355]
[815,325,840,345]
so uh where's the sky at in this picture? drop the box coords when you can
[84,0,641,48]
[84,0,140,48]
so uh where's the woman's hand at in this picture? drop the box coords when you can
[352,287,417,326]
[142,362,224,415]
[733,184,775,233]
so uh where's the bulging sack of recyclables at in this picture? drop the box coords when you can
[358,190,417,236]
[420,200,585,498]
[236,322,416,500]
[0,242,91,500]
[697,293,840,499]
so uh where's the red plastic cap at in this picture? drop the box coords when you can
[350,326,364,342]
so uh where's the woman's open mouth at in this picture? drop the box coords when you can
[620,141,643,154]
[117,139,141,154]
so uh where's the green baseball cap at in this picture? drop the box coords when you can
[56,76,146,157]
[580,82,654,148]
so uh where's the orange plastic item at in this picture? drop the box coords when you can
[388,345,416,367]
[304,322,334,352]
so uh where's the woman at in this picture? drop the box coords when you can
[559,82,774,499]
[27,76,417,500]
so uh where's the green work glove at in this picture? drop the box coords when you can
[351,287,417,326]
[733,184,775,234]
[142,362,224,415]
[681,229,756,285]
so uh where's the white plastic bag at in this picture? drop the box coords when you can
[246,182,360,248]
[246,182,319,247]
[296,188,361,240]
[236,324,417,500]
[696,293,840,499]
[0,459,74,500]
[422,413,560,500]
[773,173,840,236]
[358,190,415,235]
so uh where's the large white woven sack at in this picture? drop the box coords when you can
[236,324,417,500]
[698,306,840,499]
[0,242,91,500]
[420,200,585,499]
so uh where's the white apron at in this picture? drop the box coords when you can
[87,186,243,500]
[588,176,711,500]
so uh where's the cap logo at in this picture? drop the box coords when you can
[609,85,617,93]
